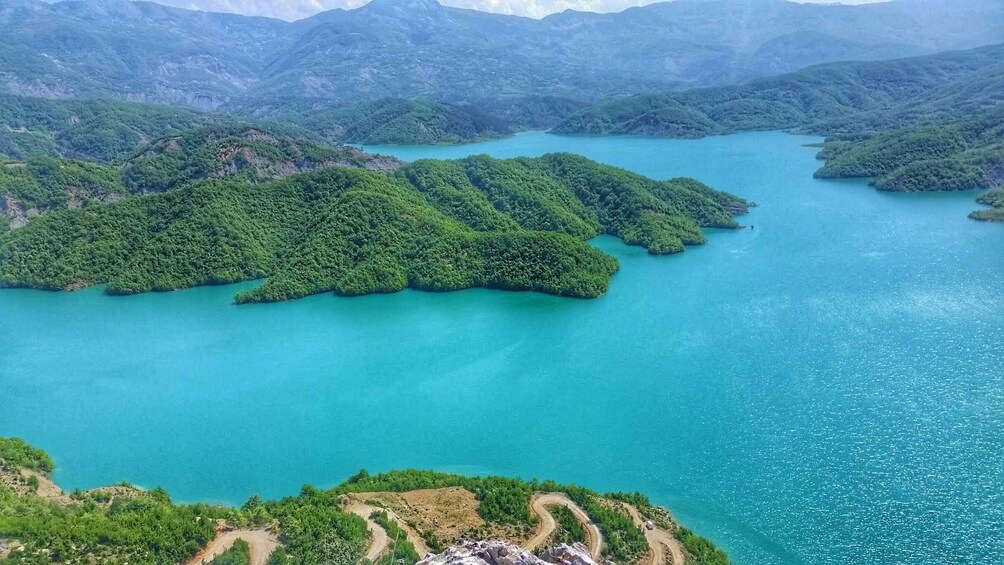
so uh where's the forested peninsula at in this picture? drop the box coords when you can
[0,145,749,302]
[814,106,1003,192]
[0,437,727,565]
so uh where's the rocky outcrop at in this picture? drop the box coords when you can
[417,541,602,565]
[541,544,600,565]
[0,539,23,560]
[418,541,551,565]
[0,197,29,229]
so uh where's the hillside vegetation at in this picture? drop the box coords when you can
[970,187,1004,222]
[120,126,400,192]
[815,106,1004,192]
[0,125,401,231]
[239,98,514,145]
[234,96,590,145]
[0,438,724,565]
[0,94,220,163]
[0,154,749,302]
[554,44,1004,220]
[553,44,1004,138]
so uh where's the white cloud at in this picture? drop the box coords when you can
[104,0,887,21]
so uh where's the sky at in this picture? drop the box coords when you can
[125,0,887,20]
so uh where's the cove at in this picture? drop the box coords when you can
[2,131,1003,565]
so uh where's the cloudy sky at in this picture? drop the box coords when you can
[130,0,885,20]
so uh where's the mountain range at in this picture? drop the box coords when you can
[3,0,1002,109]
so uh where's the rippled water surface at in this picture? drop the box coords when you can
[2,131,1002,564]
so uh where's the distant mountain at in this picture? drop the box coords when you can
[0,94,224,162]
[0,0,291,109]
[236,98,514,145]
[2,0,1002,107]
[234,96,588,144]
[553,44,1004,138]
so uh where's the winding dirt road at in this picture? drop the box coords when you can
[185,528,278,565]
[621,504,685,565]
[346,501,391,561]
[525,493,603,560]
[344,499,431,560]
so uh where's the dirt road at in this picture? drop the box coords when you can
[621,504,685,565]
[346,501,391,561]
[525,493,603,560]
[344,499,431,560]
[186,529,278,565]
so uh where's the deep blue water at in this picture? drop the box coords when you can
[2,131,1002,564]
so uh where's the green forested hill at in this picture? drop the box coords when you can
[0,125,401,231]
[815,106,1004,192]
[0,158,125,218]
[119,126,401,192]
[235,96,589,145]
[970,187,1004,222]
[552,44,1004,220]
[0,154,749,302]
[812,105,1004,219]
[552,44,1004,138]
[238,98,514,145]
[0,94,221,163]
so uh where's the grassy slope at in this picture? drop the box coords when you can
[0,153,749,302]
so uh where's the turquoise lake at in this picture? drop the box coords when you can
[2,131,1002,564]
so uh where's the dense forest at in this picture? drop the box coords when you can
[813,105,1003,217]
[970,187,1004,222]
[238,98,514,145]
[0,153,749,302]
[0,94,219,163]
[552,44,1004,139]
[0,438,725,565]
[553,43,1004,220]
[233,96,587,145]
[119,125,400,193]
[815,106,1004,192]
[0,93,582,160]
[0,125,401,232]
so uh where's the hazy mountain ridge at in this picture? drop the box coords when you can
[553,43,1004,137]
[3,0,1002,107]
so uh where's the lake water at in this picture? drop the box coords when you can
[2,131,1002,565]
